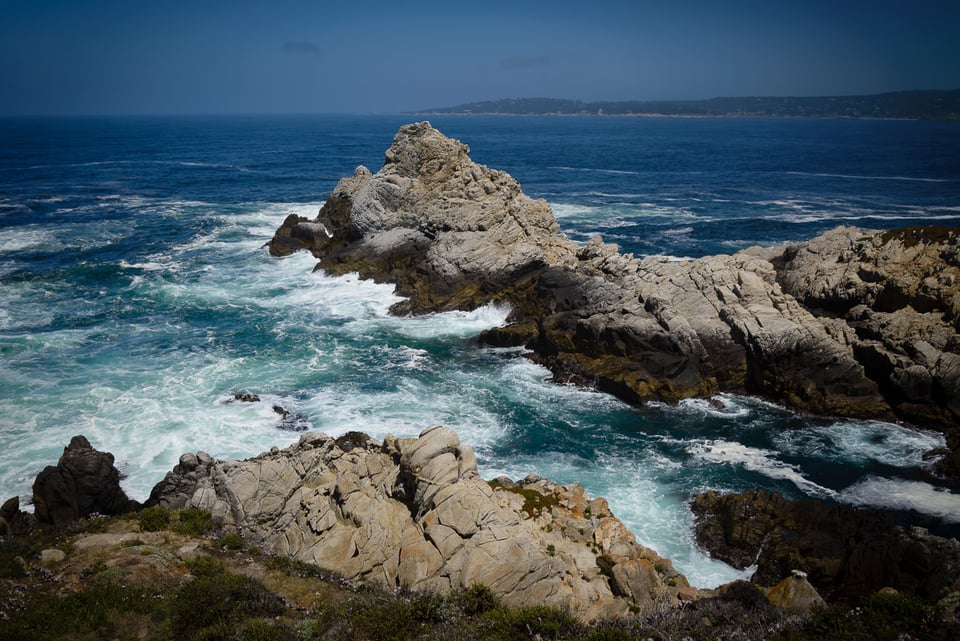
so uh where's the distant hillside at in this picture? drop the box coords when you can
[422,90,960,120]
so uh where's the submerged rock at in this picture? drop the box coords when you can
[149,426,693,620]
[268,122,960,467]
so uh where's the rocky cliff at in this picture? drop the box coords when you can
[148,426,693,620]
[268,122,960,470]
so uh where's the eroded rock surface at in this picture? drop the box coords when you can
[267,122,960,466]
[149,426,693,620]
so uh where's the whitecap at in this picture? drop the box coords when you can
[841,477,960,523]
[686,439,837,499]
[784,171,954,184]
[774,420,945,468]
[378,302,511,339]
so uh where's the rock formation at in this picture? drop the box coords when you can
[148,426,693,620]
[31,435,140,526]
[267,122,960,469]
[691,489,960,603]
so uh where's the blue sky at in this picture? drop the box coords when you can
[1,0,958,115]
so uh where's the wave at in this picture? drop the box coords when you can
[686,439,837,499]
[774,420,944,468]
[547,166,641,176]
[784,171,955,184]
[841,477,960,523]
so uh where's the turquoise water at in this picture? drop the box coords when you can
[2,115,959,586]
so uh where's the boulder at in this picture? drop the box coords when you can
[691,489,960,603]
[32,435,140,526]
[149,426,694,621]
[764,572,826,614]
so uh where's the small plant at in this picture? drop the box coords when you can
[546,544,556,556]
[171,508,215,536]
[137,506,170,532]
[485,604,582,640]
[218,532,245,550]
[450,583,499,617]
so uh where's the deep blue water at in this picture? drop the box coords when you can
[2,115,959,585]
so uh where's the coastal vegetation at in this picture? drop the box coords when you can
[2,510,956,641]
[423,89,960,119]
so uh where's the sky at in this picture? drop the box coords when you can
[0,0,958,115]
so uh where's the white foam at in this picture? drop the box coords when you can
[686,439,837,499]
[0,228,62,253]
[841,477,960,523]
[774,420,945,468]
[376,302,511,339]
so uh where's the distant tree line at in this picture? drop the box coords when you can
[423,90,960,120]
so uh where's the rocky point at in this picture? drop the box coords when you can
[268,122,960,471]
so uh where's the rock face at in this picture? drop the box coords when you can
[32,435,140,526]
[767,226,960,473]
[149,426,693,620]
[267,123,960,466]
[691,489,960,603]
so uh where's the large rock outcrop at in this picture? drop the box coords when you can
[268,122,960,468]
[149,426,693,621]
[32,435,140,526]
[691,489,960,603]
[767,226,960,474]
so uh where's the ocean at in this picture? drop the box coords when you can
[2,114,959,586]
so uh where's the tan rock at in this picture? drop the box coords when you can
[151,427,697,621]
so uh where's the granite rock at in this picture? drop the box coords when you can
[267,124,960,470]
[149,426,692,620]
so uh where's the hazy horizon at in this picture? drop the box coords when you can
[2,0,958,117]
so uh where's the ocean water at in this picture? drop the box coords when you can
[2,114,960,586]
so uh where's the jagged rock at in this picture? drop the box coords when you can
[32,435,140,527]
[267,123,960,468]
[691,489,960,603]
[149,426,693,620]
[769,225,960,468]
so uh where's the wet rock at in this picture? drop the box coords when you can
[32,436,140,527]
[150,426,695,621]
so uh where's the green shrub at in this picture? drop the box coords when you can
[169,564,284,640]
[171,508,215,536]
[775,591,958,641]
[485,604,581,641]
[0,537,34,578]
[137,506,170,532]
[218,532,245,550]
[0,582,161,641]
[451,583,500,617]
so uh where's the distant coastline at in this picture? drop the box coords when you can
[418,90,960,120]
